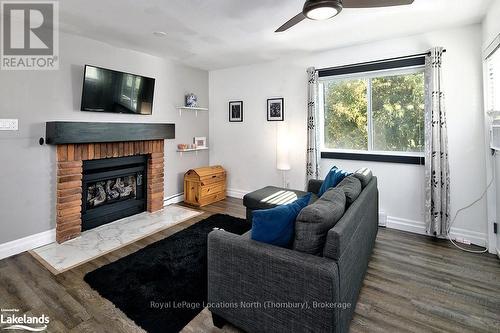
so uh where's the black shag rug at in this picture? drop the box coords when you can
[84,213,251,333]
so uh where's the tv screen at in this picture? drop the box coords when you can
[81,65,155,115]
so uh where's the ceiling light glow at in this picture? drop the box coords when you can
[306,6,339,20]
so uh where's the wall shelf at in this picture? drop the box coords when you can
[176,106,209,117]
[177,147,209,156]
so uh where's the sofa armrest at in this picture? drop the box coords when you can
[208,230,340,333]
[307,179,324,195]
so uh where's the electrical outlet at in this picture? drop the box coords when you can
[454,237,471,245]
[0,119,18,131]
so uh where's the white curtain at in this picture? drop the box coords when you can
[424,47,450,237]
[306,67,320,182]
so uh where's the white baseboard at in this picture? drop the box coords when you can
[449,227,487,248]
[226,188,249,199]
[378,211,387,227]
[385,216,487,247]
[386,216,427,235]
[0,229,55,260]
[164,193,184,206]
[497,248,500,260]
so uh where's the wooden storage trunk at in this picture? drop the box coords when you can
[184,165,226,207]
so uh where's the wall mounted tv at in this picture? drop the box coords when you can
[81,65,155,115]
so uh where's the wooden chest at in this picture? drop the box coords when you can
[184,165,226,207]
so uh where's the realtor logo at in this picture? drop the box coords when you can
[0,308,49,331]
[1,1,59,70]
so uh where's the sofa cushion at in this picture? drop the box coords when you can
[353,167,373,188]
[251,193,311,248]
[309,193,319,205]
[318,166,350,197]
[336,176,362,205]
[293,188,346,255]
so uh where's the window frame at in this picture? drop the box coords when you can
[318,64,426,165]
[485,36,500,113]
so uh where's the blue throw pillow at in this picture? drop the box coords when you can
[318,166,350,196]
[251,193,311,247]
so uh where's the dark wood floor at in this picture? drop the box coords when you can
[0,198,499,333]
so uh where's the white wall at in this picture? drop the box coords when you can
[210,24,488,245]
[0,32,209,244]
[482,0,500,51]
[482,0,500,254]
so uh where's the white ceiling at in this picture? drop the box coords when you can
[58,0,492,70]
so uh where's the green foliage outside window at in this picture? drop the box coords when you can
[323,71,424,153]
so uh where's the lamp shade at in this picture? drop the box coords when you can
[277,123,291,171]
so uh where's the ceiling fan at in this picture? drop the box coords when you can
[275,0,415,32]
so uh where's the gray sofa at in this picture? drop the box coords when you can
[207,175,378,333]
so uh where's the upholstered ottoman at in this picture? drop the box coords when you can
[242,186,310,222]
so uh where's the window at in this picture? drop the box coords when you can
[486,42,500,112]
[318,58,425,163]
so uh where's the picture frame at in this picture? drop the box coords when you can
[229,101,243,122]
[267,98,284,121]
[193,136,207,148]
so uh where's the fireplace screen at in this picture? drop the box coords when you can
[82,155,147,231]
[86,176,137,209]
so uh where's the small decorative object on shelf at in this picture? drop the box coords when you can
[194,136,207,148]
[177,143,208,153]
[185,93,198,107]
[267,98,284,121]
[178,143,196,150]
[229,101,243,122]
[184,165,226,207]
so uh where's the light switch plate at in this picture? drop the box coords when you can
[0,119,18,131]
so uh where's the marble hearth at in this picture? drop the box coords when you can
[31,205,202,274]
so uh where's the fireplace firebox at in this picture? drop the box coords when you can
[82,155,147,231]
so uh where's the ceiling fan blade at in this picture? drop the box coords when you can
[342,0,414,8]
[275,12,306,32]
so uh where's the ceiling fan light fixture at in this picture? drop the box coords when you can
[152,31,168,37]
[303,0,342,20]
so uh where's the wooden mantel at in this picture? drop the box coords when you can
[45,122,175,145]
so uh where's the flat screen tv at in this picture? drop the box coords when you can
[81,65,155,115]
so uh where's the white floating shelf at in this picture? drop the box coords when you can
[176,147,209,152]
[177,147,209,156]
[176,106,209,111]
[176,106,208,117]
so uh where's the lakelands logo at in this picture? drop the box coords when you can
[0,309,49,331]
[1,1,59,70]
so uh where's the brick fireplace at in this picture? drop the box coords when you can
[55,140,164,243]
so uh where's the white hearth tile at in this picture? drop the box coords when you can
[31,205,202,274]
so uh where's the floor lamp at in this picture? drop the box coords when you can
[277,124,291,188]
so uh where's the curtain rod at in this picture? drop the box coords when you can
[316,49,447,73]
